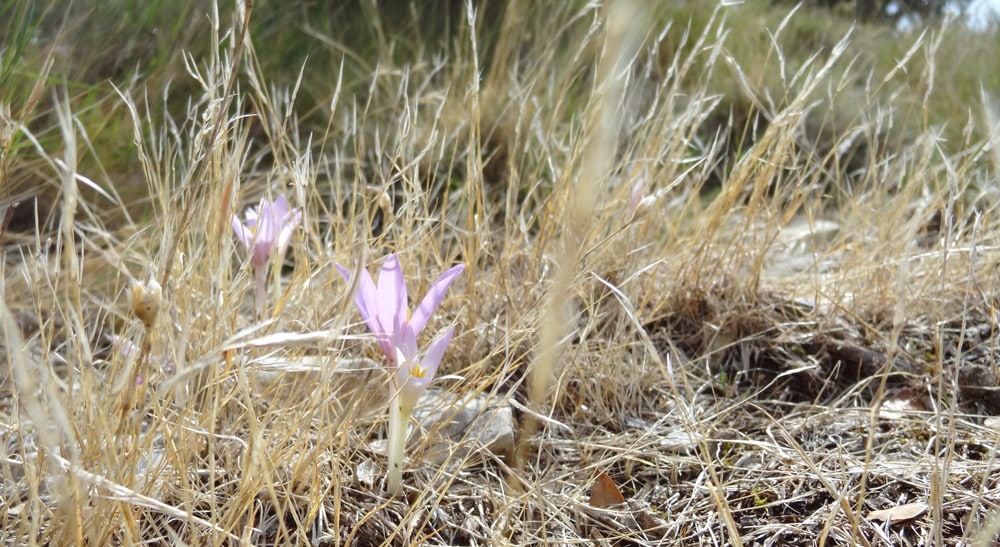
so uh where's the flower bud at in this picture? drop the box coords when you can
[130,278,162,330]
[377,190,392,217]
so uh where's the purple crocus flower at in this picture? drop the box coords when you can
[231,194,302,314]
[231,194,301,271]
[391,324,456,413]
[337,254,464,494]
[336,254,464,372]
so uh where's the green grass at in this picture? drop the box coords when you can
[3,0,1000,545]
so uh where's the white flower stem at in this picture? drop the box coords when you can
[386,389,411,495]
[253,265,267,317]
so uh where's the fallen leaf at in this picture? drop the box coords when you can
[866,502,929,523]
[589,471,625,508]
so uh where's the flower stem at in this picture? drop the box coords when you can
[253,265,267,317]
[386,388,412,496]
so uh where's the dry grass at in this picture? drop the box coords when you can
[3,1,1000,545]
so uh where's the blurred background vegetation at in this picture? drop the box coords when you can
[776,0,972,24]
[1,0,997,228]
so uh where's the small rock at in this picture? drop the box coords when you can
[658,428,700,455]
[355,458,380,487]
[412,389,515,464]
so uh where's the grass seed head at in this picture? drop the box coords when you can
[130,278,162,330]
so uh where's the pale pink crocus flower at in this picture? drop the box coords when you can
[231,194,302,315]
[627,179,644,215]
[337,254,464,494]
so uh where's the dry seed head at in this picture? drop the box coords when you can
[377,190,392,217]
[632,195,657,219]
[130,278,162,329]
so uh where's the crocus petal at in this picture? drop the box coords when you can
[244,203,260,224]
[271,194,289,218]
[396,322,419,364]
[338,261,394,358]
[231,215,254,250]
[276,208,302,255]
[418,326,454,382]
[254,198,278,250]
[110,334,139,360]
[376,255,408,339]
[335,263,353,283]
[409,263,465,335]
[395,326,454,410]
[336,263,371,322]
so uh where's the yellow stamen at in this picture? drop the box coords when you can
[410,364,427,379]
